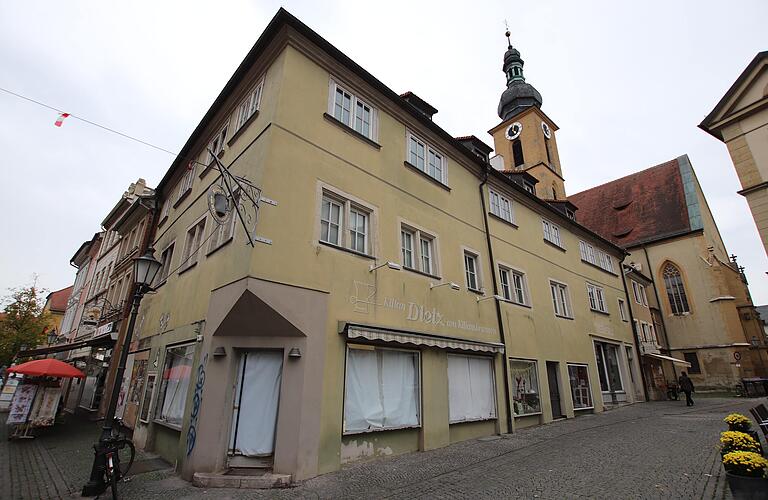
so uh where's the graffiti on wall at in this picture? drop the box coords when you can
[185,353,208,456]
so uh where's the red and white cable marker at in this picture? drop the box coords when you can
[54,112,70,127]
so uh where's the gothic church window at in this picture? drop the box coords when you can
[662,262,690,315]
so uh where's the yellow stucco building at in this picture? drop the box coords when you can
[700,51,768,256]
[124,9,643,486]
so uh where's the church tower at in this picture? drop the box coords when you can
[488,32,566,200]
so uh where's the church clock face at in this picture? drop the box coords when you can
[505,122,522,140]
[541,121,552,139]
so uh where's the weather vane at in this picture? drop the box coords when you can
[504,19,511,46]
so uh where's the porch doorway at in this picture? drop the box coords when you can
[228,351,283,468]
[546,361,564,419]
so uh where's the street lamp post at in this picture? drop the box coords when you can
[82,249,162,496]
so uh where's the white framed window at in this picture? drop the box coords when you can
[542,219,563,248]
[176,167,196,202]
[156,343,195,428]
[464,251,481,292]
[448,355,496,423]
[319,189,374,256]
[407,132,447,185]
[578,240,615,273]
[489,188,514,223]
[401,225,438,276]
[320,195,343,246]
[567,364,593,410]
[618,298,628,321]
[180,216,207,271]
[631,281,648,306]
[549,280,572,318]
[328,80,377,140]
[343,345,420,434]
[586,283,607,313]
[499,266,528,306]
[236,78,264,130]
[509,359,541,416]
[207,121,229,165]
[208,212,237,254]
[159,199,171,223]
[157,241,175,284]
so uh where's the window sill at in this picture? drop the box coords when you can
[489,212,518,228]
[343,424,421,436]
[555,314,574,320]
[178,261,198,276]
[157,215,169,229]
[449,416,497,425]
[403,161,451,191]
[173,189,191,209]
[206,236,233,257]
[589,308,610,316]
[198,149,225,179]
[318,240,376,260]
[323,113,381,150]
[543,239,566,252]
[153,419,182,432]
[403,266,441,281]
[574,406,595,411]
[227,111,260,148]
[498,297,531,309]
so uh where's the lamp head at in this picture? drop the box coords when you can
[133,248,163,289]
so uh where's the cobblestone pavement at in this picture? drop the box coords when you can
[2,397,763,499]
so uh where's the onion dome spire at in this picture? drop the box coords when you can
[498,30,542,121]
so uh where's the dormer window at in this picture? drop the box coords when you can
[523,181,535,194]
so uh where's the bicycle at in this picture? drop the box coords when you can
[99,419,136,499]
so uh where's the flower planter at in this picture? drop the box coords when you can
[726,472,768,500]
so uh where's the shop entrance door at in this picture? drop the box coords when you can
[228,351,283,468]
[546,361,564,419]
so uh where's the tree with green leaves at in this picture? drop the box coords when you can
[0,284,51,367]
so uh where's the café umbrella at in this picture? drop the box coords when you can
[8,358,86,379]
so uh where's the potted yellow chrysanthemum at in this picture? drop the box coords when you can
[721,431,762,456]
[725,413,754,433]
[722,451,768,498]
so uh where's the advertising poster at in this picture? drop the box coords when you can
[31,388,62,427]
[7,384,38,425]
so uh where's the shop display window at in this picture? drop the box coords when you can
[343,346,420,434]
[509,359,541,416]
[567,364,593,409]
[156,344,195,428]
[447,355,496,423]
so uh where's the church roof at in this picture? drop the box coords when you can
[568,157,695,248]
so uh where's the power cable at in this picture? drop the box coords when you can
[0,85,207,168]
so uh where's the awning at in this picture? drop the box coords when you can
[643,353,691,367]
[16,332,117,358]
[343,324,504,354]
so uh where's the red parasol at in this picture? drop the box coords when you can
[8,359,86,379]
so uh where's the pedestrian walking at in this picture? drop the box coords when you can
[679,371,695,406]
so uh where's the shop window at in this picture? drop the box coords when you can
[156,344,195,428]
[343,346,420,434]
[509,359,541,416]
[683,352,701,374]
[447,355,496,423]
[567,364,593,409]
[594,342,623,393]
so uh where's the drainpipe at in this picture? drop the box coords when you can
[621,259,650,402]
[642,245,677,380]
[479,166,513,434]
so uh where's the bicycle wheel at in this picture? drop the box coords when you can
[106,452,119,500]
[116,439,136,477]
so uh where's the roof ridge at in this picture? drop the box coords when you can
[570,156,682,199]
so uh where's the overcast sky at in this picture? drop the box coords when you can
[1,0,766,303]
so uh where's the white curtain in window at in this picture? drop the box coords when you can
[344,348,418,433]
[448,355,496,423]
[159,346,194,426]
[234,351,283,456]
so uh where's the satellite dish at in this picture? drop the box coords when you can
[208,184,233,225]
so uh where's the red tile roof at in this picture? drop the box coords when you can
[568,158,691,248]
[46,286,73,313]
